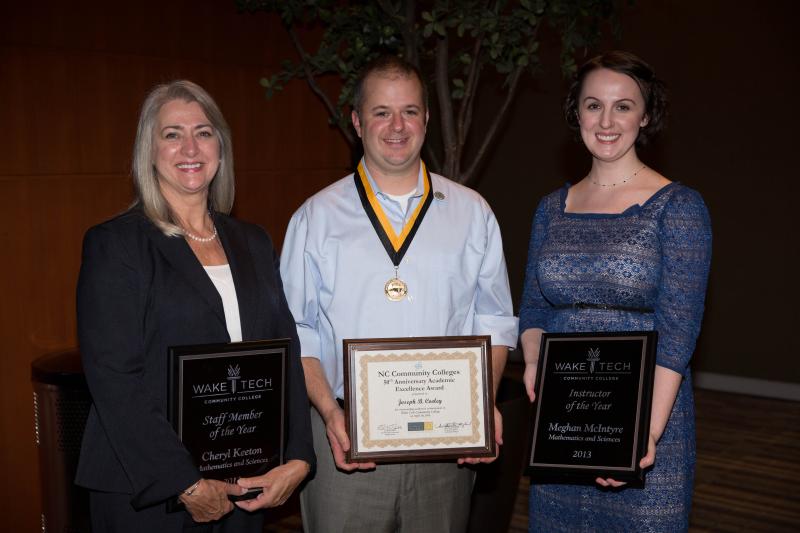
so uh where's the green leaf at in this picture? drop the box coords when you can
[497,61,512,74]
[247,0,622,153]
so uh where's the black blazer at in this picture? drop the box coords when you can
[75,209,314,509]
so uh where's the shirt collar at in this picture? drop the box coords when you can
[360,158,425,199]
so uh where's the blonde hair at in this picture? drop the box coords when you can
[132,80,234,236]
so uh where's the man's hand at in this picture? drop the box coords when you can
[235,460,311,511]
[179,479,243,522]
[322,405,376,471]
[457,407,503,465]
[301,357,375,471]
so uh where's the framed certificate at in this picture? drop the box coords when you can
[167,339,288,500]
[527,331,657,485]
[343,336,495,462]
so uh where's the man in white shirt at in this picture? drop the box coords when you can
[280,55,518,533]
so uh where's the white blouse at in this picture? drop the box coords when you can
[203,264,242,342]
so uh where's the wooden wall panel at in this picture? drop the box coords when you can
[9,1,794,530]
[476,0,799,384]
[235,168,348,245]
[0,174,132,531]
[0,178,41,533]
[1,2,350,529]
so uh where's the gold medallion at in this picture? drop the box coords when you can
[354,160,431,305]
[384,277,408,301]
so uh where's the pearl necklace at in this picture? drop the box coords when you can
[591,164,647,188]
[183,223,218,243]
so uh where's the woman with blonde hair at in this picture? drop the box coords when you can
[75,80,314,532]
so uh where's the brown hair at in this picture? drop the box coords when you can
[352,55,428,115]
[564,51,668,146]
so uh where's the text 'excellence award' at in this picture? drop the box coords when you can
[527,331,657,485]
[167,339,287,505]
[343,336,496,462]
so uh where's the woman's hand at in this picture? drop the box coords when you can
[179,479,243,522]
[596,366,681,487]
[595,433,657,488]
[523,362,538,402]
[234,459,311,511]
[520,328,545,402]
[639,432,657,469]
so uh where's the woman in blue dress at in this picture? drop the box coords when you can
[519,51,711,531]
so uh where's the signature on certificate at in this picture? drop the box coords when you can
[436,421,472,434]
[377,423,402,436]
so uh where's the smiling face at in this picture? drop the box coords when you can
[578,68,649,164]
[154,99,220,204]
[351,72,428,182]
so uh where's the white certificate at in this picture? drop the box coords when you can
[343,336,495,462]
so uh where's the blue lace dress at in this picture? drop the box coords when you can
[519,183,712,532]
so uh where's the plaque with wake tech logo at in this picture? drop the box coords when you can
[167,339,287,503]
[527,332,657,485]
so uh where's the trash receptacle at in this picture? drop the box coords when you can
[32,350,91,533]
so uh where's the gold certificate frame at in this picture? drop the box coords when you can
[343,336,495,462]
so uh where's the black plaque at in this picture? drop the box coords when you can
[168,339,287,501]
[527,332,657,485]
